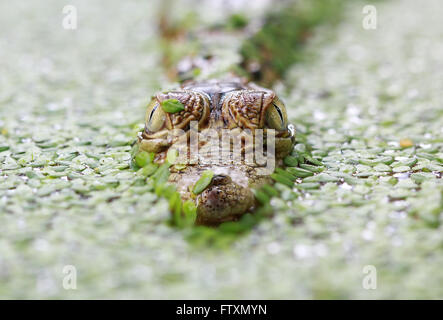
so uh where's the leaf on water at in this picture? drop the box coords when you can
[284,155,298,167]
[286,167,314,178]
[275,168,297,181]
[254,189,270,205]
[304,155,323,166]
[183,200,197,226]
[400,138,414,148]
[135,151,154,167]
[271,173,294,188]
[299,163,324,173]
[137,163,158,177]
[152,162,171,187]
[262,184,279,197]
[169,192,182,225]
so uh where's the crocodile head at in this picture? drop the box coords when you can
[138,78,295,225]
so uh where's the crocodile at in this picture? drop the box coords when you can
[138,78,295,225]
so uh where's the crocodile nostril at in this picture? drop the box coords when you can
[196,181,255,225]
[211,174,232,186]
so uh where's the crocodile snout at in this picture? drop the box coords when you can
[196,174,255,225]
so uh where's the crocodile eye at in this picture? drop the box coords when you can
[265,97,288,131]
[145,100,166,133]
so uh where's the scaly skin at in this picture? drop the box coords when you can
[138,78,295,225]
